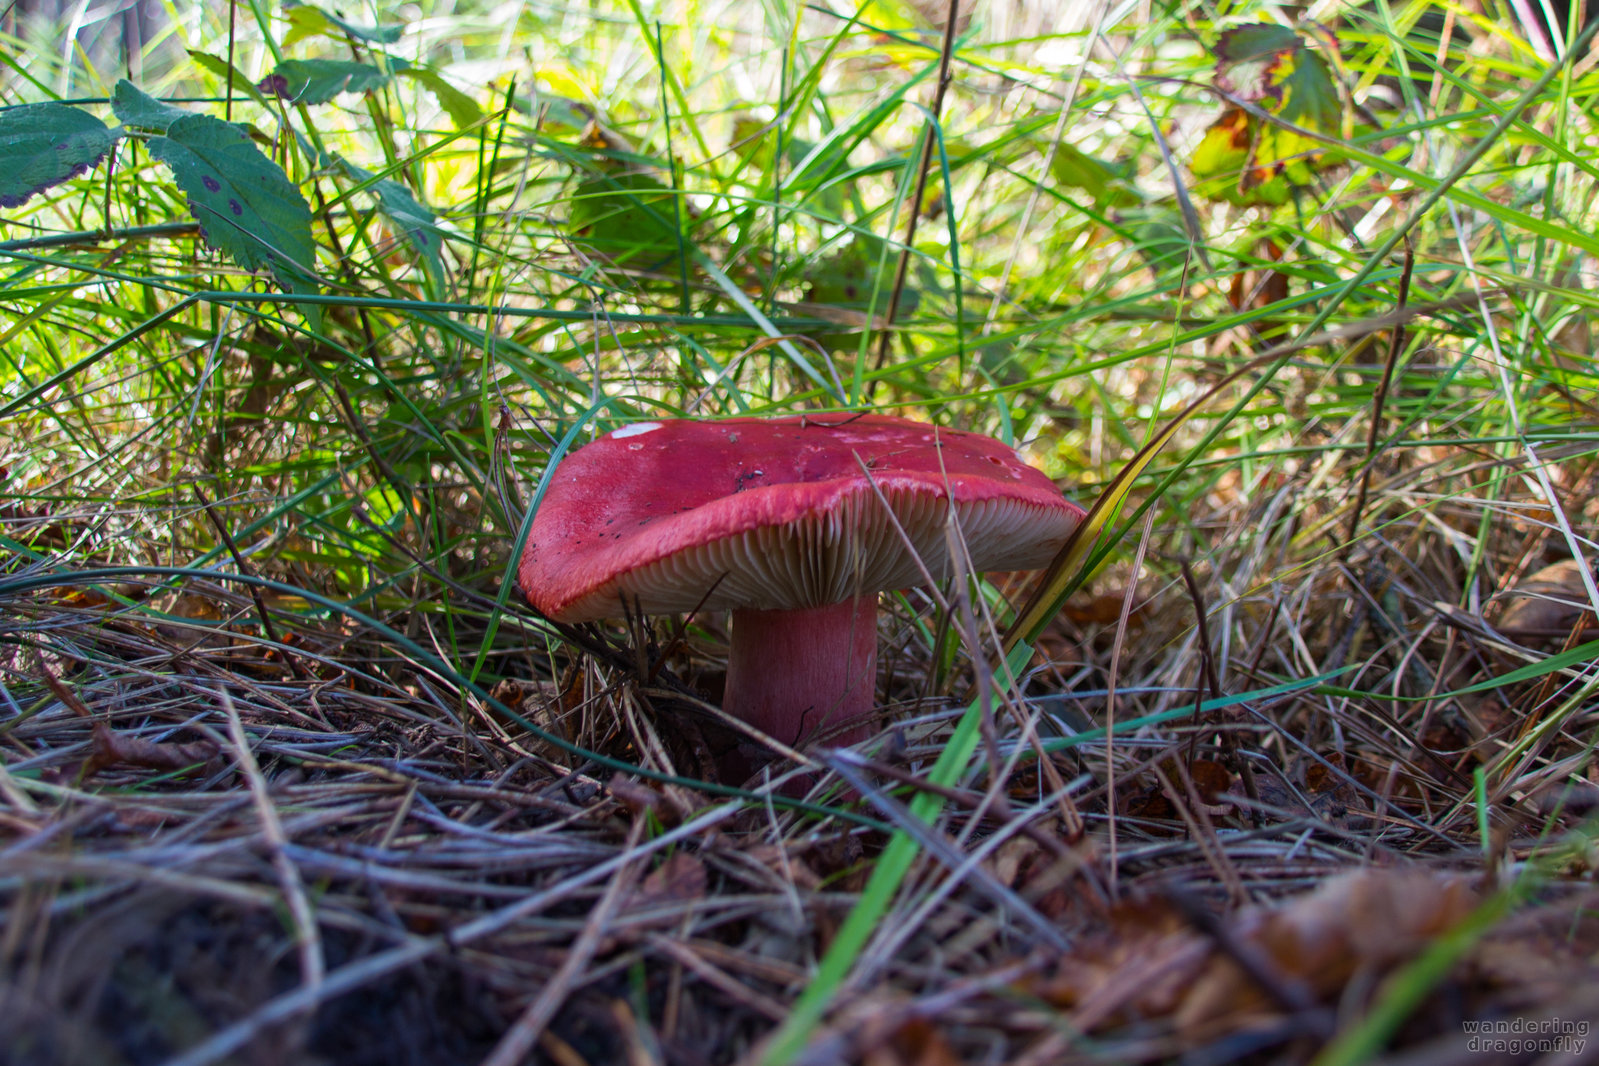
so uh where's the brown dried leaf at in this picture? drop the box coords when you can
[1174,869,1478,1037]
[81,723,222,779]
[1032,869,1482,1037]
[607,773,684,827]
[629,851,707,913]
[1029,896,1203,1026]
[742,843,825,891]
[1491,559,1598,644]
[1189,759,1232,806]
[1014,848,1084,922]
[989,837,1042,888]
[609,851,708,945]
[861,1017,963,1066]
[1063,589,1151,628]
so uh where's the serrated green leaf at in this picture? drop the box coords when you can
[281,4,334,47]
[1114,205,1194,280]
[337,157,446,288]
[188,50,274,110]
[397,67,482,129]
[730,114,841,219]
[528,95,594,135]
[731,114,820,170]
[1214,23,1303,100]
[1189,108,1293,207]
[146,114,317,297]
[282,1,404,45]
[803,236,892,307]
[796,236,921,354]
[259,58,400,105]
[0,103,116,209]
[111,80,188,133]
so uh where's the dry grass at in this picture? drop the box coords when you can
[4,425,1599,1064]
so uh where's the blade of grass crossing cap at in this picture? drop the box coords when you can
[467,398,618,686]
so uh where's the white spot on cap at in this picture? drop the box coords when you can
[613,422,662,440]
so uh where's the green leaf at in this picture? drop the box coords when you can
[731,114,820,171]
[0,102,116,209]
[567,161,685,269]
[259,58,399,105]
[530,95,597,136]
[188,50,274,110]
[1189,108,1293,207]
[731,114,841,218]
[799,235,918,351]
[1214,23,1304,100]
[146,114,317,298]
[281,1,404,45]
[398,66,483,129]
[1113,205,1195,281]
[337,157,446,288]
[1046,141,1137,206]
[803,236,902,308]
[111,79,187,133]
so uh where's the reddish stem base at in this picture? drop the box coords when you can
[723,596,878,752]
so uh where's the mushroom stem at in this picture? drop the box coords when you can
[725,595,878,750]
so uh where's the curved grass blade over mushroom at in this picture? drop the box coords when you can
[1004,353,1276,652]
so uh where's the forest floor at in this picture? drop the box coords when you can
[4,0,1599,1062]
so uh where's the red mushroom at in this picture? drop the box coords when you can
[518,415,1083,765]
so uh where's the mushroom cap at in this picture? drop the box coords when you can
[519,415,1084,622]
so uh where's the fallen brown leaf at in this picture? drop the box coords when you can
[1030,868,1483,1039]
[605,851,709,948]
[80,723,223,780]
[1491,559,1598,644]
[627,851,708,915]
[1174,868,1478,1038]
[860,1017,963,1066]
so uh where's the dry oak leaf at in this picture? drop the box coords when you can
[1032,869,1479,1037]
[1490,559,1598,644]
[79,723,222,780]
[630,851,708,910]
[860,1017,963,1066]
[611,851,708,942]
[1030,895,1205,1028]
[1174,868,1478,1038]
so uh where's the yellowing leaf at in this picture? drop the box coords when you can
[1189,23,1348,206]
